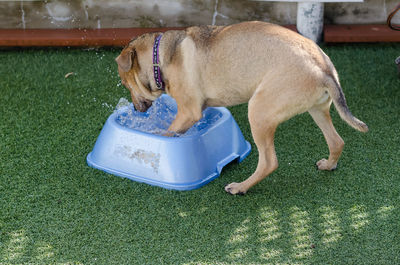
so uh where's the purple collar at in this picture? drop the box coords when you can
[153,34,165,90]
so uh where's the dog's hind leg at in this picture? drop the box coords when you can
[308,101,344,171]
[225,91,280,195]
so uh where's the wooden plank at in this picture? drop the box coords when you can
[6,25,398,47]
[324,24,400,43]
[0,26,297,47]
[0,28,184,47]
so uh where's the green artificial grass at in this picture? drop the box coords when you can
[0,44,399,264]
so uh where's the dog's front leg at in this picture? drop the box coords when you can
[166,107,202,136]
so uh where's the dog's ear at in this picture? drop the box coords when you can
[115,47,135,72]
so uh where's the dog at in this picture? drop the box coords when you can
[115,21,368,195]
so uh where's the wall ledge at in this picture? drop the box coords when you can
[0,25,398,47]
[324,24,400,43]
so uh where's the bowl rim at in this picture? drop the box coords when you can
[111,105,232,140]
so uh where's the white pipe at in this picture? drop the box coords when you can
[296,2,324,43]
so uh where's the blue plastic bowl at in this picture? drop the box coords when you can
[86,95,251,190]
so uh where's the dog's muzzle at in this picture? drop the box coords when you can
[135,99,153,112]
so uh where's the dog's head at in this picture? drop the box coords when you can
[115,34,163,112]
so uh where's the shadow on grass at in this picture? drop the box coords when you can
[1,175,399,264]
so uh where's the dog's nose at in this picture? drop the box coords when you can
[135,99,152,112]
[143,99,153,109]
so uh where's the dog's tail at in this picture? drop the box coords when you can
[325,76,369,133]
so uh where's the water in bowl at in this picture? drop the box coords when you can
[114,96,222,136]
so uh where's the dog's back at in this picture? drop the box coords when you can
[182,22,334,106]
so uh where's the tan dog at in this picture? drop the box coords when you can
[115,21,368,195]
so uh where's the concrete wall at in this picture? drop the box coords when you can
[0,0,398,29]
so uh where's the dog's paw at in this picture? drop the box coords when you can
[316,159,337,171]
[225,182,247,195]
[162,131,179,137]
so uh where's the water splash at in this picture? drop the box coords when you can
[212,0,219,25]
[84,5,89,21]
[20,2,25,29]
[114,96,222,137]
[45,3,73,22]
[212,0,229,25]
